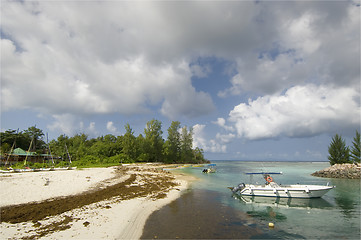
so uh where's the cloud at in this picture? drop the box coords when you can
[212,118,234,132]
[106,121,117,134]
[47,114,99,137]
[161,86,215,119]
[228,84,360,140]
[219,52,305,96]
[216,133,236,144]
[87,122,98,137]
[192,121,235,154]
[190,64,212,78]
[47,114,78,136]
[193,124,227,153]
[192,124,208,149]
[1,0,359,144]
[2,35,215,118]
[218,2,359,96]
[1,1,217,119]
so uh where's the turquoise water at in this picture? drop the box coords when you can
[179,161,361,239]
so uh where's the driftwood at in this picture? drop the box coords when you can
[312,163,361,179]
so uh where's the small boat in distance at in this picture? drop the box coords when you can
[230,172,334,198]
[202,164,216,173]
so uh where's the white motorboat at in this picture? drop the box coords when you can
[202,164,216,173]
[231,172,334,198]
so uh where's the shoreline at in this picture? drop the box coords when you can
[0,164,197,239]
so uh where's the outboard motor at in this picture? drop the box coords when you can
[232,183,246,193]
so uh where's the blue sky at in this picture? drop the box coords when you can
[1,0,360,161]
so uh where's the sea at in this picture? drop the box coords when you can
[142,161,361,239]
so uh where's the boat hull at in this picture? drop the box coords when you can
[239,185,333,198]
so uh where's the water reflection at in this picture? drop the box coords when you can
[331,179,361,218]
[234,195,334,209]
[247,205,288,222]
[142,189,264,239]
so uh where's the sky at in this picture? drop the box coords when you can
[1,0,360,161]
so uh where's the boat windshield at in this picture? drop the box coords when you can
[245,172,282,185]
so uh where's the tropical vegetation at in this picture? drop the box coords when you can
[0,120,209,168]
[350,130,360,163]
[328,130,360,165]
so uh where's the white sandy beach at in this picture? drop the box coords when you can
[0,164,194,239]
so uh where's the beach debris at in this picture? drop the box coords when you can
[83,221,90,227]
[1,167,178,224]
[33,221,41,227]
[43,178,50,186]
[20,216,73,239]
[268,222,275,228]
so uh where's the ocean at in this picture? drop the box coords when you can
[142,161,361,239]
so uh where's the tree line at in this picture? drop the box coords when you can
[328,130,360,165]
[0,120,209,167]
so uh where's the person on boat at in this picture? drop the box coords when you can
[264,174,273,185]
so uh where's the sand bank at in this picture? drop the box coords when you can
[0,167,122,207]
[0,164,195,239]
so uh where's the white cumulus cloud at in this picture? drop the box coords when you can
[47,114,99,137]
[106,121,117,134]
[193,124,227,153]
[1,1,216,120]
[228,84,360,140]
[1,0,359,150]
[213,118,235,132]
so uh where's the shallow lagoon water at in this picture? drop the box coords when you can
[143,161,360,239]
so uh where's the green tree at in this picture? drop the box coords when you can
[328,134,350,165]
[0,142,11,155]
[193,147,207,163]
[49,134,69,161]
[144,119,164,162]
[102,134,121,157]
[0,129,32,152]
[68,133,90,161]
[0,130,17,154]
[180,126,193,163]
[164,121,181,163]
[1,121,208,167]
[24,126,46,152]
[122,123,137,161]
[350,130,361,163]
[136,134,148,162]
[90,141,107,158]
[87,134,120,160]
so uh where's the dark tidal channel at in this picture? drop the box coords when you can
[141,189,264,239]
